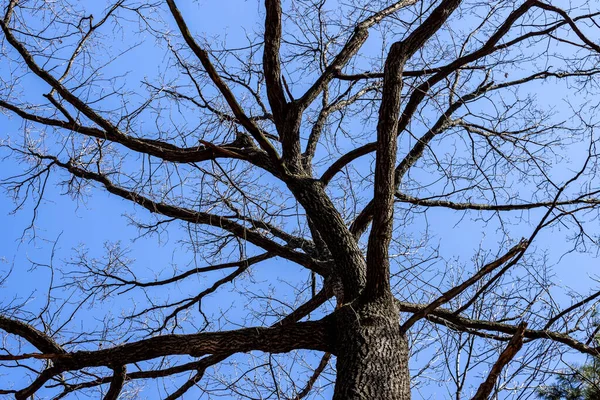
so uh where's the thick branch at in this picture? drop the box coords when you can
[0,100,278,174]
[0,315,64,354]
[364,42,407,299]
[286,178,365,301]
[365,0,462,299]
[263,0,287,128]
[470,322,526,400]
[41,287,332,397]
[103,365,126,400]
[7,319,332,372]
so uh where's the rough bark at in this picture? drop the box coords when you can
[333,296,410,400]
[287,177,367,301]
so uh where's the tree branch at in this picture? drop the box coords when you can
[31,153,324,274]
[296,0,418,110]
[394,192,600,212]
[42,287,332,398]
[263,0,287,128]
[396,300,600,358]
[0,100,278,174]
[165,0,280,163]
[103,365,126,400]
[400,239,528,332]
[5,319,332,372]
[470,322,526,400]
[320,0,548,184]
[0,315,64,354]
[365,0,463,299]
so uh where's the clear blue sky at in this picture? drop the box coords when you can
[1,1,599,399]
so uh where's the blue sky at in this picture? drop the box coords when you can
[2,0,600,399]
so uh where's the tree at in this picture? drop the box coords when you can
[2,0,600,398]
[538,327,600,400]
[537,362,600,400]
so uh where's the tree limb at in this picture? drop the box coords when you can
[470,322,526,400]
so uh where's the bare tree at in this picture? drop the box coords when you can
[2,0,600,398]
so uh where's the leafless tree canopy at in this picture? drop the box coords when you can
[2,0,600,398]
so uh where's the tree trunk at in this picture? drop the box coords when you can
[333,296,411,400]
[288,180,410,398]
